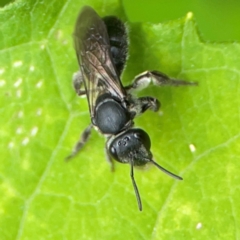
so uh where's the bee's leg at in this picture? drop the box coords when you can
[65,124,93,161]
[105,145,115,172]
[134,96,161,115]
[125,70,197,92]
[73,71,86,95]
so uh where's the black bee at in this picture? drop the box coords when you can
[67,6,197,211]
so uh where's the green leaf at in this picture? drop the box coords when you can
[0,1,239,239]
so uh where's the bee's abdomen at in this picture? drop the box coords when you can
[102,16,128,76]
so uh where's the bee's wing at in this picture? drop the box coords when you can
[73,6,126,119]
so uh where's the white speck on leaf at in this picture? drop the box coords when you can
[30,66,35,71]
[56,30,63,40]
[0,80,6,87]
[16,89,22,98]
[8,142,14,149]
[189,143,196,152]
[62,40,68,45]
[16,127,22,134]
[186,12,193,20]
[0,68,5,74]
[31,127,38,136]
[13,61,23,67]
[196,222,202,230]
[14,78,22,88]
[22,137,29,146]
[17,111,24,118]
[36,81,43,88]
[36,108,42,116]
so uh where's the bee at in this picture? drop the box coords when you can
[67,6,197,211]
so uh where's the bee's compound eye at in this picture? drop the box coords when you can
[110,146,116,154]
[110,146,118,159]
[133,132,141,139]
[133,129,151,151]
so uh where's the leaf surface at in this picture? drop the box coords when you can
[0,1,239,239]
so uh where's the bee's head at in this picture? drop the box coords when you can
[108,128,152,166]
[108,128,183,179]
[108,128,182,211]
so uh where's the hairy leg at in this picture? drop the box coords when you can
[125,70,197,92]
[65,124,93,161]
[72,71,86,95]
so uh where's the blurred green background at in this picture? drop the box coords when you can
[1,0,240,41]
[123,0,240,41]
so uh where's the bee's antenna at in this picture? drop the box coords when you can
[148,159,183,181]
[129,159,142,211]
